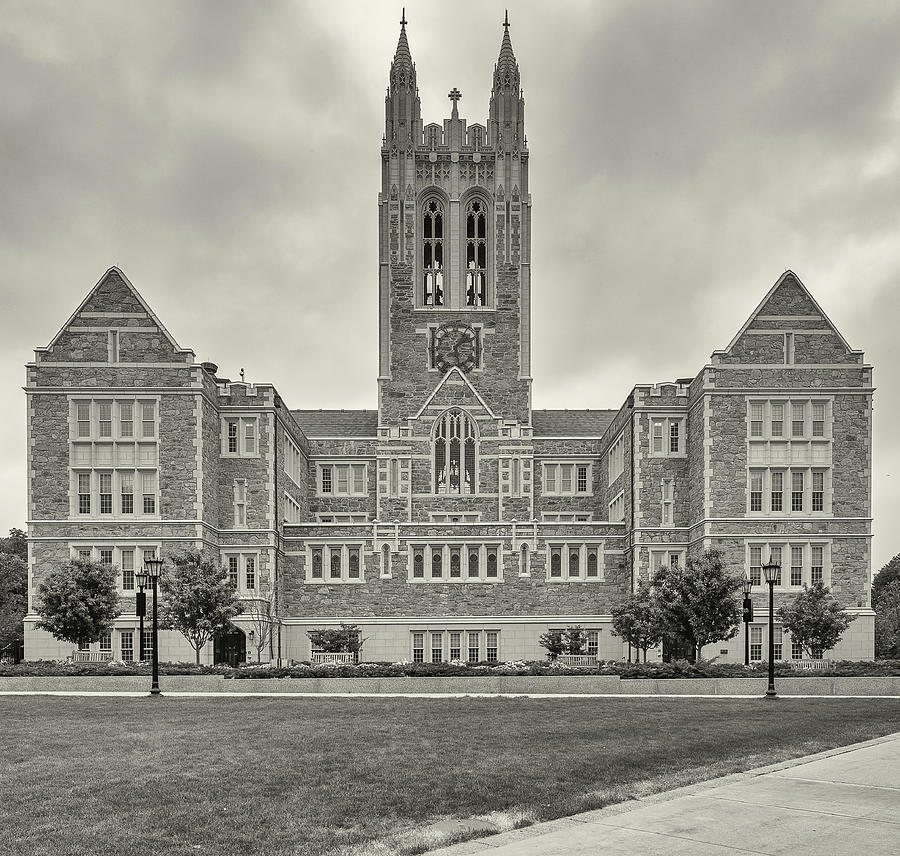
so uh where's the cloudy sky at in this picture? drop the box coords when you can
[1,0,898,569]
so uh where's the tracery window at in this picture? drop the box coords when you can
[433,409,477,494]
[423,199,444,306]
[465,199,487,307]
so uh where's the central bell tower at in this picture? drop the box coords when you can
[377,12,532,427]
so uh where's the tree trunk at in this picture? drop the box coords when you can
[195,645,201,666]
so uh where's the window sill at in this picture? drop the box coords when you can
[545,577,606,584]
[304,578,366,585]
[407,577,504,584]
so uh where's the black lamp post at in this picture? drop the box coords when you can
[144,556,164,696]
[762,556,781,699]
[135,572,147,662]
[741,577,753,666]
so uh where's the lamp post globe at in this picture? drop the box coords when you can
[144,557,164,696]
[761,558,781,699]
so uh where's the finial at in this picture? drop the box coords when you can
[504,9,509,28]
[401,7,407,27]
[240,368,245,382]
[448,87,462,118]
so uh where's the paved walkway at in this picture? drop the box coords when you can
[432,732,900,855]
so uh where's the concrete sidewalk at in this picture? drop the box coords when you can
[433,731,900,855]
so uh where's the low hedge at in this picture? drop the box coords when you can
[3,658,899,679]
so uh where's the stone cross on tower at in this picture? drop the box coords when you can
[448,87,462,118]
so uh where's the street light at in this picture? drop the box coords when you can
[135,570,148,663]
[741,577,753,666]
[144,556,164,696]
[762,556,781,699]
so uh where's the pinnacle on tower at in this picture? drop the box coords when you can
[494,9,519,90]
[391,8,414,81]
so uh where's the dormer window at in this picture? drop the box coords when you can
[423,199,444,306]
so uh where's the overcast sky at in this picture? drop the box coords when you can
[1,0,898,570]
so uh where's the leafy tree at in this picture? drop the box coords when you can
[611,582,666,662]
[245,587,279,662]
[872,554,900,609]
[35,559,121,647]
[307,624,365,661]
[777,582,856,659]
[538,628,566,660]
[159,550,243,665]
[0,528,27,562]
[563,625,588,655]
[653,550,743,663]
[873,580,900,660]
[0,553,28,659]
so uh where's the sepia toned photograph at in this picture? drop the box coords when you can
[1,2,899,854]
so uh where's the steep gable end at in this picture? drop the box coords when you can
[412,368,497,424]
[716,271,863,366]
[36,266,194,364]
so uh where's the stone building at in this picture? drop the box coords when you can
[23,17,875,664]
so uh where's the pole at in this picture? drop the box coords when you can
[766,580,777,699]
[150,576,161,696]
[744,615,749,667]
[138,586,145,663]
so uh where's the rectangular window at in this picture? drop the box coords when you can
[608,491,625,523]
[771,403,784,437]
[544,466,556,493]
[449,547,461,578]
[608,432,625,484]
[749,546,762,586]
[431,632,443,664]
[120,630,134,663]
[791,546,804,586]
[228,421,238,454]
[542,463,590,496]
[311,547,323,579]
[98,473,113,514]
[108,330,119,363]
[143,629,153,661]
[227,556,239,588]
[750,403,763,437]
[321,465,333,494]
[792,639,803,660]
[468,548,479,578]
[99,632,112,653]
[771,471,783,512]
[78,473,91,514]
[412,632,425,663]
[486,631,499,663]
[233,480,247,528]
[467,631,480,663]
[576,465,588,494]
[119,402,133,438]
[773,636,783,661]
[486,547,499,578]
[785,332,794,365]
[769,546,782,585]
[750,626,762,662]
[330,550,342,579]
[652,420,663,453]
[812,471,824,512]
[812,403,825,437]
[811,546,824,585]
[449,632,461,661]
[560,464,573,494]
[791,471,804,512]
[431,548,443,579]
[792,403,805,437]
[319,463,366,496]
[568,546,580,577]
[142,472,156,514]
[99,548,113,566]
[78,549,92,561]
[245,556,255,590]
[586,547,600,578]
[121,550,134,590]
[550,547,562,578]
[244,421,256,454]
[121,472,134,514]
[348,547,360,579]
[98,402,112,438]
[77,402,91,438]
[669,421,680,454]
[750,470,763,512]
[586,630,599,658]
[141,402,155,438]
[143,548,156,566]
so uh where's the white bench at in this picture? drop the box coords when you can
[557,654,598,667]
[310,652,356,665]
[72,651,113,663]
[790,659,831,672]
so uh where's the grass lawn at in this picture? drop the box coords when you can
[2,697,899,856]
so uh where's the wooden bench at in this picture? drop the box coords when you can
[790,659,831,672]
[557,654,598,667]
[310,652,356,665]
[72,651,113,663]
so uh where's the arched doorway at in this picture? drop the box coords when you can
[213,627,247,667]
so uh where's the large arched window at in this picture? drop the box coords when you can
[433,409,477,494]
[423,199,444,306]
[465,198,487,307]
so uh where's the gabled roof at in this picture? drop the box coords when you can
[722,270,857,355]
[38,266,191,356]
[292,409,379,437]
[531,409,617,437]
[413,367,498,421]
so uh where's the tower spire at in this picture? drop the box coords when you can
[490,11,524,153]
[385,10,421,149]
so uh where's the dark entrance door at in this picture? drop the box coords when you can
[213,628,246,667]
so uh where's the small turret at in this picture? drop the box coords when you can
[385,9,422,150]
[489,10,525,153]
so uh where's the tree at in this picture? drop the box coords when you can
[872,554,900,610]
[35,559,121,647]
[306,624,365,661]
[611,582,666,662]
[245,587,279,663]
[0,553,28,659]
[873,580,900,660]
[0,528,27,562]
[538,628,566,660]
[563,625,587,655]
[159,550,243,665]
[653,550,743,663]
[777,582,856,659]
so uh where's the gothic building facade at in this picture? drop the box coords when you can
[23,18,875,664]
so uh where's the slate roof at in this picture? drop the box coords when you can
[531,409,617,437]
[291,409,379,437]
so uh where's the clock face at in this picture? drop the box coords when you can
[432,322,479,373]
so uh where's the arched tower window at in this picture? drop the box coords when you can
[465,198,487,307]
[433,409,477,494]
[423,199,444,306]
